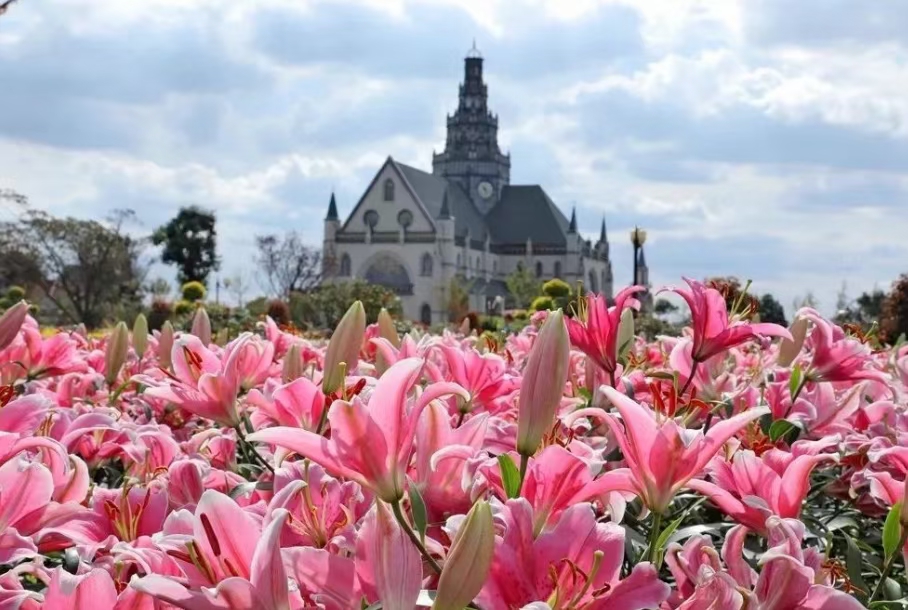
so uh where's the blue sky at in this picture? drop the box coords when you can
[1,0,906,314]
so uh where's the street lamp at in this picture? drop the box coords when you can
[630,226,647,286]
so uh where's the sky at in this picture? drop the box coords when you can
[1,0,907,315]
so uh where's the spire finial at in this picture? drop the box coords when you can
[568,205,577,234]
[466,39,482,59]
[325,191,339,221]
[599,214,607,243]
[438,190,452,219]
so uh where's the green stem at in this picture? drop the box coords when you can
[517,453,529,496]
[679,360,699,398]
[315,400,330,435]
[234,426,275,475]
[391,499,442,575]
[647,511,664,565]
[784,376,809,418]
[869,528,908,603]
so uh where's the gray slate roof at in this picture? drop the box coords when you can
[343,159,573,247]
[485,185,571,246]
[396,163,487,239]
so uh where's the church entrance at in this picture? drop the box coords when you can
[362,252,413,295]
[420,304,432,326]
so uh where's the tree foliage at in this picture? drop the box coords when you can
[254,232,321,298]
[505,265,542,309]
[881,274,908,344]
[835,285,886,332]
[289,280,401,330]
[152,206,219,286]
[447,277,471,323]
[757,293,787,326]
[0,208,146,328]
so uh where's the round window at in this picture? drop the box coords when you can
[397,210,413,229]
[364,210,379,229]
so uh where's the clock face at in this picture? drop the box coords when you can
[477,181,494,199]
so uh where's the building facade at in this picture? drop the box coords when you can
[323,47,638,325]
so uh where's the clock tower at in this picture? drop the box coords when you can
[432,43,511,214]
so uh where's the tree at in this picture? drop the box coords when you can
[654,298,679,316]
[289,280,400,329]
[835,286,886,330]
[224,272,252,308]
[881,274,908,344]
[0,1,20,18]
[145,278,172,299]
[757,294,787,326]
[152,206,219,286]
[1,208,147,328]
[505,265,541,309]
[254,232,321,298]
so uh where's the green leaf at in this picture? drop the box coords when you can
[883,502,903,559]
[843,532,871,599]
[498,454,521,499]
[768,419,801,444]
[788,364,802,400]
[825,516,858,532]
[655,514,686,552]
[228,481,258,500]
[408,483,428,544]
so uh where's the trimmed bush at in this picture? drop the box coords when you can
[6,286,25,301]
[181,281,207,302]
[531,296,554,312]
[147,299,173,331]
[267,299,291,326]
[542,278,572,299]
[174,300,195,316]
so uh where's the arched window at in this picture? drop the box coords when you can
[420,304,432,326]
[554,261,562,278]
[456,253,462,268]
[535,261,543,278]
[383,179,395,201]
[493,260,498,273]
[340,253,352,277]
[421,253,433,277]
[589,270,598,293]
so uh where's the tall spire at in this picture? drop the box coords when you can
[438,190,452,219]
[599,215,607,243]
[568,207,577,233]
[325,192,338,221]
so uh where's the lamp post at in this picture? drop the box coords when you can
[630,226,647,286]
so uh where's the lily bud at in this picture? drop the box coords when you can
[191,307,211,346]
[105,322,129,386]
[158,321,174,370]
[377,308,400,348]
[517,309,570,456]
[777,316,808,367]
[433,501,495,610]
[323,301,365,395]
[132,313,148,358]
[0,301,28,351]
[282,343,303,382]
[616,307,635,366]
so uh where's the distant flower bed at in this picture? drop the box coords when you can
[0,278,904,608]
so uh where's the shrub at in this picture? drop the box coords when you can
[480,316,500,332]
[174,300,195,316]
[181,281,207,302]
[542,279,572,299]
[531,296,554,312]
[6,286,25,301]
[513,309,529,321]
[147,299,173,331]
[267,299,291,326]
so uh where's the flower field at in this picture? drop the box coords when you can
[0,278,906,609]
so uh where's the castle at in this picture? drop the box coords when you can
[322,46,646,324]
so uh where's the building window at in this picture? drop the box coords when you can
[398,209,413,229]
[340,253,352,277]
[383,179,395,201]
[420,304,432,326]
[364,210,379,230]
[421,253,433,277]
[493,260,498,273]
[589,270,598,293]
[535,261,543,278]
[457,253,462,268]
[554,261,562,278]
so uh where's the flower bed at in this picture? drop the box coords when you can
[0,278,905,608]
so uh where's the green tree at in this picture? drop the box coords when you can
[654,298,678,316]
[505,265,541,309]
[153,206,220,286]
[757,293,787,326]
[289,280,401,330]
[1,208,146,328]
[881,274,908,344]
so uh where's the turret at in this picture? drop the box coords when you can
[322,192,341,278]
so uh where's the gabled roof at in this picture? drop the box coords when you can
[485,185,571,246]
[339,156,436,232]
[396,163,487,238]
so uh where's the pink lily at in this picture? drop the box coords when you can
[249,358,468,502]
[91,483,170,542]
[355,501,422,610]
[799,309,890,385]
[475,499,670,610]
[0,457,54,564]
[247,376,325,433]
[42,568,118,609]
[687,449,832,533]
[599,385,768,513]
[436,343,518,413]
[665,278,791,362]
[565,286,644,386]
[132,492,290,609]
